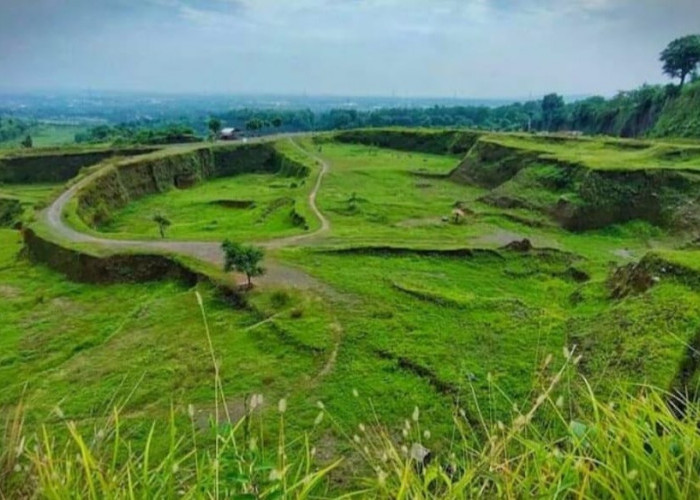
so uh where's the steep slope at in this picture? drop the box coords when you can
[652,81,700,139]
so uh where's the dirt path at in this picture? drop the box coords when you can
[41,137,332,289]
[261,140,331,249]
[41,136,344,381]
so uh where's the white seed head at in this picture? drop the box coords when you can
[423,430,431,440]
[556,396,565,408]
[316,401,325,410]
[278,398,287,414]
[314,412,324,426]
[187,404,195,418]
[410,443,430,462]
[412,406,420,422]
[352,389,359,398]
[250,395,260,410]
[15,436,25,457]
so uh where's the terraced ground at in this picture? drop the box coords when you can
[3,129,700,467]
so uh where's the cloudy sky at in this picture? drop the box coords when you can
[1,0,699,98]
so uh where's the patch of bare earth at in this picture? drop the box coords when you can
[469,229,556,248]
[0,285,21,298]
[395,217,446,228]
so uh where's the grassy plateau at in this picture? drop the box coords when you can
[2,130,700,497]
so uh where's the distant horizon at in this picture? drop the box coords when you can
[2,1,697,98]
[0,87,602,104]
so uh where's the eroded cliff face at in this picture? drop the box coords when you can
[334,129,482,156]
[448,137,700,232]
[75,143,310,228]
[0,147,154,184]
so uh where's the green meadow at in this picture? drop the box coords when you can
[3,130,700,496]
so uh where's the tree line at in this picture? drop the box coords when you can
[0,116,32,143]
[75,124,200,145]
[71,34,700,144]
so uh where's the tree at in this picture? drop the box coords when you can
[208,118,222,140]
[245,119,264,134]
[152,213,171,239]
[271,117,283,128]
[222,240,265,288]
[541,93,565,132]
[660,35,700,89]
[21,135,33,148]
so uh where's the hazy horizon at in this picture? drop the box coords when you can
[2,0,700,98]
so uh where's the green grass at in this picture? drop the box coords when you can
[487,133,700,171]
[0,229,333,427]
[3,349,699,498]
[6,131,700,496]
[0,123,87,149]
[81,140,321,242]
[0,183,61,206]
[99,173,315,241]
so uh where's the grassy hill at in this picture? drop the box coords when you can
[2,130,700,496]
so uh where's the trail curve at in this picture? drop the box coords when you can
[40,136,332,289]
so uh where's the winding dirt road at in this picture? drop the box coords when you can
[39,135,343,395]
[41,137,332,289]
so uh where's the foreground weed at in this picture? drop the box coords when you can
[2,294,699,498]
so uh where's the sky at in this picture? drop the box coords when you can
[1,0,699,98]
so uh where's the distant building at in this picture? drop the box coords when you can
[219,128,239,140]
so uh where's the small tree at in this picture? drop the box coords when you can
[660,35,700,89]
[271,117,283,128]
[222,240,265,288]
[21,135,33,148]
[152,213,171,239]
[208,118,222,141]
